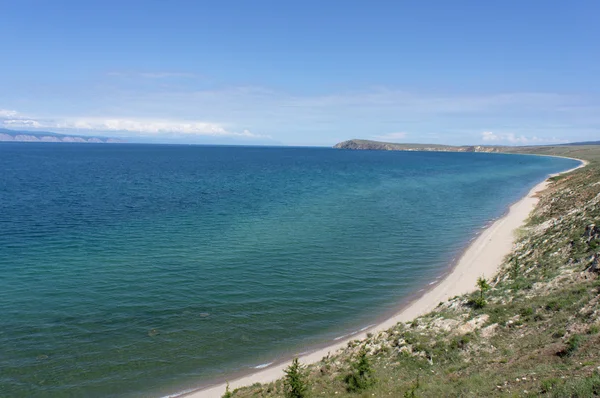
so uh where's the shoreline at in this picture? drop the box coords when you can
[182,157,587,398]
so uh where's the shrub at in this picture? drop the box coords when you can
[520,307,534,317]
[546,300,562,311]
[510,258,520,280]
[558,334,583,357]
[450,333,472,350]
[469,296,487,309]
[540,377,561,393]
[552,328,566,339]
[511,277,533,291]
[477,276,491,298]
[345,347,376,392]
[222,382,233,398]
[468,277,491,308]
[284,358,308,398]
[403,375,421,398]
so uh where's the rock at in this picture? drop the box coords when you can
[481,323,499,338]
[455,315,490,335]
[429,317,460,333]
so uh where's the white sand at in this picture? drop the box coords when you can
[184,158,586,398]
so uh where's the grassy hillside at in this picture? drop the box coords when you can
[225,146,600,398]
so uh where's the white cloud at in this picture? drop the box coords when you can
[480,131,561,145]
[54,118,261,137]
[0,109,264,138]
[481,131,499,141]
[3,119,42,128]
[373,132,408,141]
[0,109,18,118]
[3,83,598,145]
[122,86,595,145]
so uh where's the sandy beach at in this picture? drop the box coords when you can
[185,158,586,398]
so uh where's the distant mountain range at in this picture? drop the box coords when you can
[0,128,125,144]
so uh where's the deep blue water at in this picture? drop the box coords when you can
[0,144,579,397]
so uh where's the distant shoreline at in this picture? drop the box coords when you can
[0,130,125,144]
[182,155,586,398]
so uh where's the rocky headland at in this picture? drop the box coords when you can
[333,139,502,152]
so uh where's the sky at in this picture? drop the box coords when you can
[1,0,599,146]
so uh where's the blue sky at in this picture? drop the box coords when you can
[1,0,599,146]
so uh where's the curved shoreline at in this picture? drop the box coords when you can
[182,156,587,398]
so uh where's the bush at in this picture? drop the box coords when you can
[450,333,472,350]
[477,276,490,297]
[540,377,561,393]
[520,307,534,317]
[468,296,487,309]
[468,277,490,308]
[546,300,562,311]
[510,258,520,280]
[221,382,233,398]
[345,347,376,392]
[284,358,308,398]
[552,328,566,339]
[558,334,583,357]
[511,277,533,291]
[403,375,421,398]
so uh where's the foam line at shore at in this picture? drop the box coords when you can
[181,157,587,398]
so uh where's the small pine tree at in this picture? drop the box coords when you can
[221,382,233,398]
[469,276,491,308]
[284,358,308,398]
[510,258,520,280]
[477,276,490,299]
[345,347,376,392]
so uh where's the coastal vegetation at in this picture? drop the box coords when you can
[222,145,600,397]
[469,277,491,309]
[344,347,376,392]
[284,358,308,398]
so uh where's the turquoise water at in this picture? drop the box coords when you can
[0,144,579,397]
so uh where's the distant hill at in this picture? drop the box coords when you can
[560,141,600,146]
[334,139,600,153]
[0,128,125,144]
[333,139,503,153]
